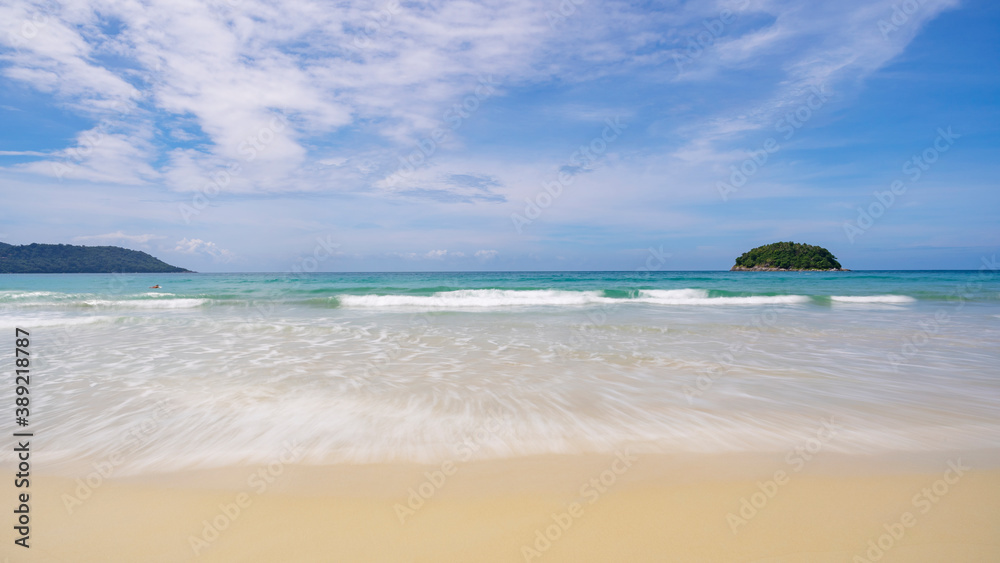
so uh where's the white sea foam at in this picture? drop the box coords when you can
[81,298,209,309]
[338,288,813,309]
[0,290,65,301]
[338,289,613,308]
[28,287,1000,474]
[637,289,811,305]
[831,295,916,304]
[0,316,113,328]
[40,387,1000,472]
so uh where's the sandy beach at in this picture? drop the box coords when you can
[10,452,999,562]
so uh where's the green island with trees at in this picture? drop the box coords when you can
[0,242,192,273]
[731,242,848,271]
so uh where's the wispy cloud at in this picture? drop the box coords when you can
[73,231,165,245]
[173,238,234,263]
[0,0,958,199]
[475,249,498,261]
[0,150,51,156]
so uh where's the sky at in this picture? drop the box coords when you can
[0,0,997,272]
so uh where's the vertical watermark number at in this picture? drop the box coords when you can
[13,327,32,549]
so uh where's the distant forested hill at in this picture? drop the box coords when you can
[0,242,192,273]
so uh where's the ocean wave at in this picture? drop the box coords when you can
[0,290,63,300]
[0,316,114,328]
[338,289,613,308]
[81,298,209,309]
[636,289,811,305]
[335,288,814,309]
[0,288,924,310]
[830,295,916,304]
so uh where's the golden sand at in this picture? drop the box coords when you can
[6,453,1000,562]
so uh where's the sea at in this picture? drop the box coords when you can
[2,270,998,475]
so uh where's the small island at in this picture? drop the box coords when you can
[731,242,849,271]
[0,242,192,273]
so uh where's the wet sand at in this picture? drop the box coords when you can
[8,452,1000,562]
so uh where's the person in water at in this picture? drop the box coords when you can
[150,285,160,289]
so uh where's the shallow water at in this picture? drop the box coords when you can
[2,270,998,474]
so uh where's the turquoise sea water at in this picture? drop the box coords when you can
[3,270,998,306]
[2,270,998,473]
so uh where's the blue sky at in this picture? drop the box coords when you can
[1,0,997,272]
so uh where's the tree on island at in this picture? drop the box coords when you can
[731,242,846,271]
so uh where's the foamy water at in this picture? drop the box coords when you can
[831,295,917,304]
[338,289,614,308]
[2,271,998,474]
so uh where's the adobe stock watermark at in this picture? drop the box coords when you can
[886,254,997,371]
[61,400,174,514]
[51,100,140,180]
[545,0,587,28]
[726,417,839,534]
[351,0,402,49]
[673,0,752,72]
[511,116,627,233]
[852,459,969,563]
[223,234,340,348]
[49,271,135,352]
[393,406,513,524]
[383,76,500,187]
[2,9,49,53]
[178,111,290,223]
[559,245,670,356]
[843,127,959,243]
[359,313,431,381]
[683,306,780,403]
[886,310,950,372]
[520,449,637,561]
[878,0,927,40]
[717,86,828,201]
[188,440,305,556]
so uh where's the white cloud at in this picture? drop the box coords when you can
[425,249,449,259]
[390,249,469,260]
[0,3,140,114]
[0,150,51,156]
[475,249,498,260]
[0,0,559,194]
[74,231,165,245]
[17,125,158,185]
[668,0,960,167]
[173,238,235,262]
